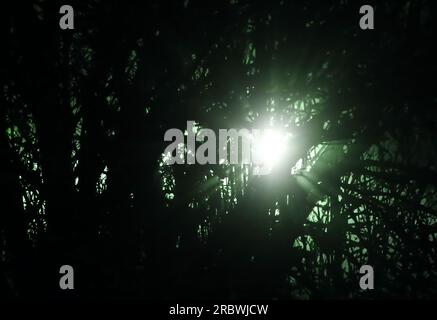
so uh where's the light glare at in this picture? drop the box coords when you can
[252,129,289,172]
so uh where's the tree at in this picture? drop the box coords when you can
[1,0,436,299]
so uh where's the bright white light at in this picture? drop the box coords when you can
[252,129,290,172]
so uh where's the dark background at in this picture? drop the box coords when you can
[1,0,436,299]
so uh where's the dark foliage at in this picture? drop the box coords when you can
[1,0,437,299]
